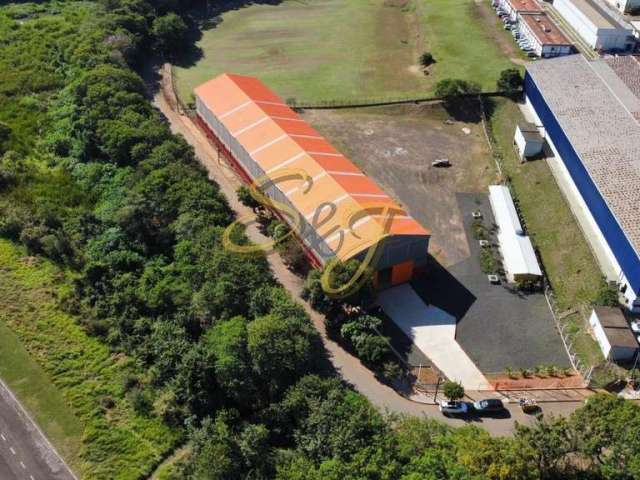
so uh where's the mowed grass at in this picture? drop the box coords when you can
[418,0,516,90]
[0,239,181,479]
[488,98,604,366]
[174,0,515,104]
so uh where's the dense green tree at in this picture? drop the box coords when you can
[203,316,257,408]
[247,314,318,398]
[152,13,189,55]
[497,68,523,94]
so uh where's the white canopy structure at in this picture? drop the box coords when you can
[489,185,542,282]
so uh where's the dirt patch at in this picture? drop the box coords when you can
[302,104,496,266]
[487,372,586,390]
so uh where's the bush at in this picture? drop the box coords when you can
[594,280,619,307]
[434,78,481,103]
[479,248,497,273]
[237,184,261,210]
[419,52,434,67]
[442,380,464,401]
[352,333,389,365]
[381,361,403,383]
[497,68,523,94]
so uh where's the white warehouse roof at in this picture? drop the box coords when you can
[489,185,542,281]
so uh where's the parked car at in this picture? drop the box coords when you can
[473,398,505,412]
[630,320,640,333]
[439,400,469,416]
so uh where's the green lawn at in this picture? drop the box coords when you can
[174,0,515,104]
[0,239,181,479]
[487,98,604,368]
[418,0,516,90]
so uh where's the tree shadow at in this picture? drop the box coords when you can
[440,96,498,123]
[173,0,285,69]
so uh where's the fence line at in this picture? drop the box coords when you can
[544,284,594,384]
[288,91,506,110]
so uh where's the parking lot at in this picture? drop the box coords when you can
[412,193,571,372]
[304,106,571,373]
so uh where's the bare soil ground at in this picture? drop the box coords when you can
[302,104,497,267]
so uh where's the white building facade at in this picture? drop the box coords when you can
[554,0,635,51]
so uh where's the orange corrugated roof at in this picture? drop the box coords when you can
[195,74,429,261]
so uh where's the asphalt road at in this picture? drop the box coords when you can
[0,379,76,480]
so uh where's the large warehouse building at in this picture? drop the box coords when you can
[554,0,635,51]
[524,54,640,311]
[194,74,430,288]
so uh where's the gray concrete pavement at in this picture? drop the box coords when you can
[0,379,76,480]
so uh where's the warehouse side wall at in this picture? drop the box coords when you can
[525,72,640,309]
[195,95,429,285]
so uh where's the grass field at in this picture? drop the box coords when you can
[0,239,181,479]
[487,98,604,368]
[418,0,517,90]
[174,0,515,104]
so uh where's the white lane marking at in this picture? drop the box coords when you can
[1,433,5,441]
[9,447,15,455]
[30,475,35,480]
[20,461,26,469]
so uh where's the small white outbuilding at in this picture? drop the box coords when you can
[489,185,542,283]
[589,307,638,362]
[514,122,544,159]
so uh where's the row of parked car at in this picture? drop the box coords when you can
[440,397,541,417]
[492,4,538,58]
[439,398,505,416]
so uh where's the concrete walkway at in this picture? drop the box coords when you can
[378,285,492,390]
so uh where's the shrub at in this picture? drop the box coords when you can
[381,361,403,383]
[497,68,523,93]
[419,52,434,67]
[352,333,389,365]
[237,184,261,210]
[442,380,465,401]
[480,248,497,273]
[594,280,619,307]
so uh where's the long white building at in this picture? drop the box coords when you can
[524,55,640,311]
[554,0,635,51]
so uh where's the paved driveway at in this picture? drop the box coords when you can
[378,285,491,390]
[412,193,571,373]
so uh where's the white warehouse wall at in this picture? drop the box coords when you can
[554,0,633,50]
